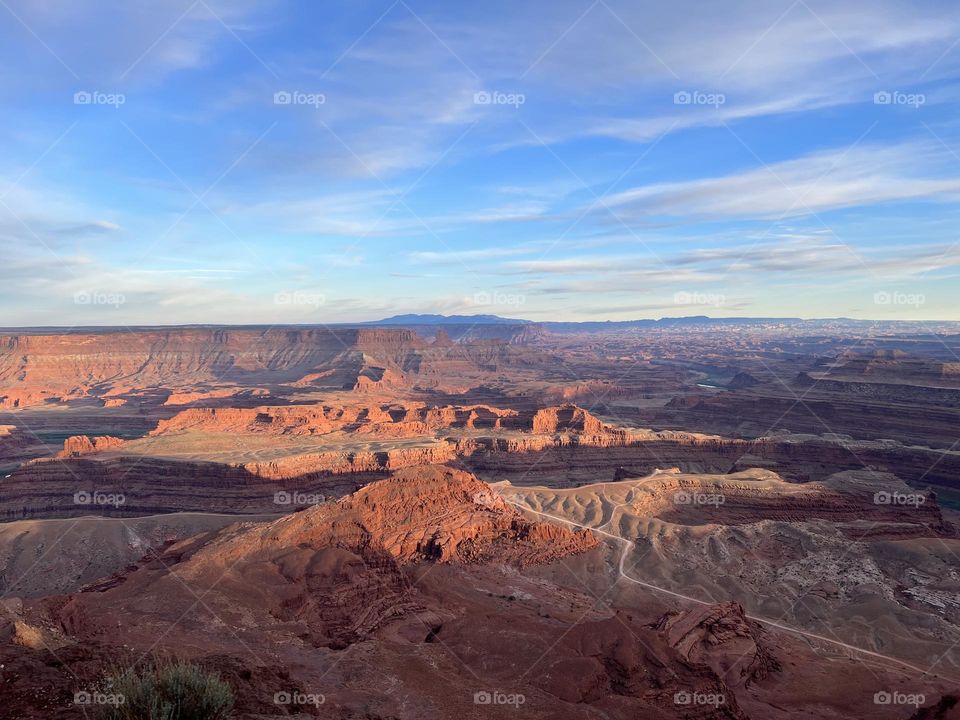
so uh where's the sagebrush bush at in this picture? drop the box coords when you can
[99,660,234,720]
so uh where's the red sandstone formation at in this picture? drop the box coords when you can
[531,403,606,433]
[56,435,125,458]
[0,388,63,409]
[352,365,405,392]
[163,388,269,406]
[151,402,593,438]
[198,466,598,568]
[152,406,340,435]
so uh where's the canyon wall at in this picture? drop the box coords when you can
[0,328,425,407]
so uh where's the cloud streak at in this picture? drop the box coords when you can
[601,141,960,221]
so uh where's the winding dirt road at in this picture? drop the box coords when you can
[504,497,959,684]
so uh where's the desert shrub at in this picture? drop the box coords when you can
[99,660,234,720]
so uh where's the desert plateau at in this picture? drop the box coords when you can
[1,320,959,718]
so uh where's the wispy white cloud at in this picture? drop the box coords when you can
[601,141,960,220]
[489,0,960,146]
[499,238,960,298]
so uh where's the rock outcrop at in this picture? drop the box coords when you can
[539,611,748,718]
[654,602,781,687]
[57,435,125,458]
[531,404,605,434]
[207,465,599,567]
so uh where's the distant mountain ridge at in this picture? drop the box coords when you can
[368,314,806,331]
[370,313,807,326]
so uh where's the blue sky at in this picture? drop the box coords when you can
[2,0,960,324]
